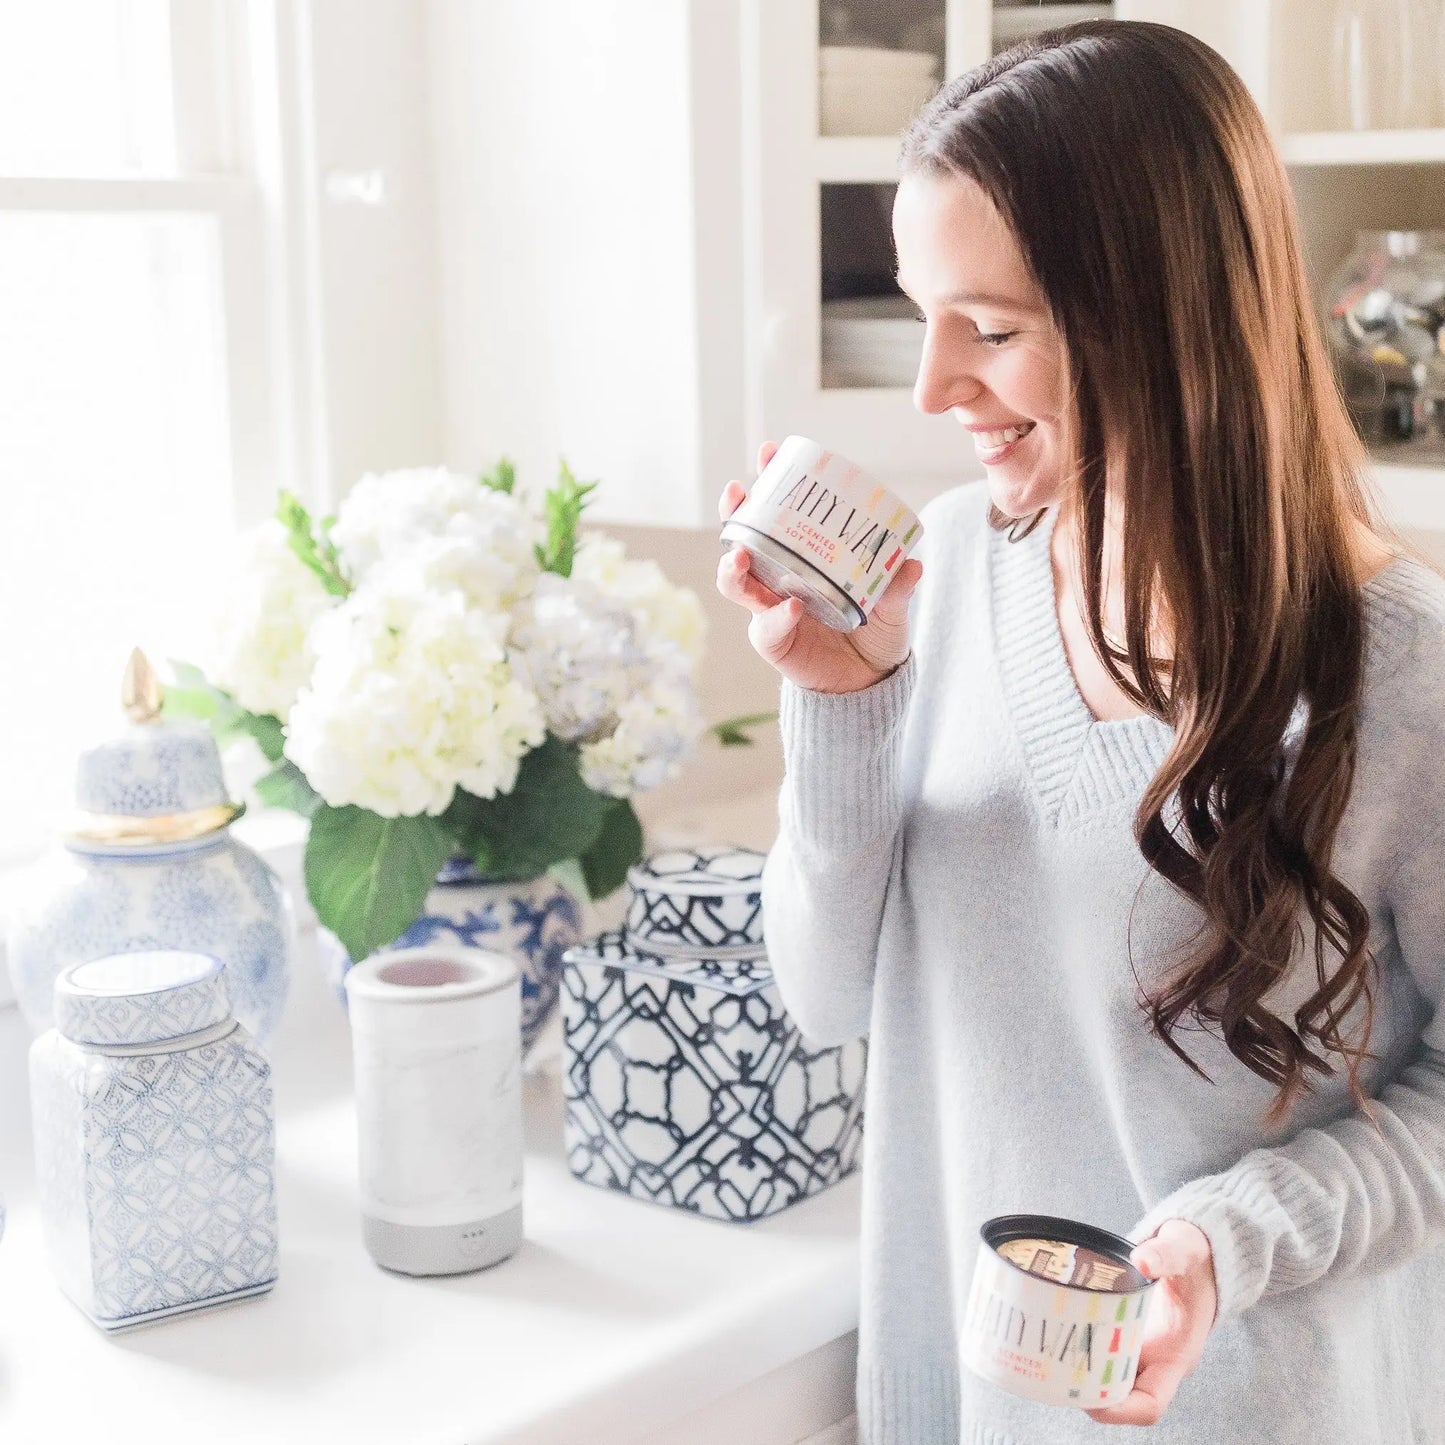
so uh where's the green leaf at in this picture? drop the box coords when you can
[254,760,322,818]
[161,684,223,725]
[162,660,286,762]
[168,659,212,690]
[579,799,644,899]
[710,711,779,747]
[442,736,613,881]
[233,711,286,763]
[277,490,350,597]
[162,659,232,725]
[534,459,599,578]
[547,856,591,905]
[479,457,516,495]
[304,806,455,962]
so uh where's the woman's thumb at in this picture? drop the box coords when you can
[869,559,923,628]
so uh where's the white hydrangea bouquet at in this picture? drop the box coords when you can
[166,461,706,963]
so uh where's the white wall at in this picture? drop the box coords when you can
[306,0,443,501]
[427,0,746,528]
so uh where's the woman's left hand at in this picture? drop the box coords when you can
[1086,1219,1218,1428]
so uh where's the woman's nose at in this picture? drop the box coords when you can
[912,331,984,417]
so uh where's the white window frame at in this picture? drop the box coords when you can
[0,0,332,528]
[0,1,331,995]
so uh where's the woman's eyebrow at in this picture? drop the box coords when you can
[940,289,1041,312]
[895,273,1042,315]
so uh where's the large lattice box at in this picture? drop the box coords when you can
[561,846,867,1222]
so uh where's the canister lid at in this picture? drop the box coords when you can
[626,846,766,898]
[75,722,232,819]
[53,950,232,1048]
[624,845,767,957]
[563,930,775,997]
[68,651,238,845]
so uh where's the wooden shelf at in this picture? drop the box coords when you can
[991,4,1113,46]
[1373,462,1445,531]
[1280,130,1445,167]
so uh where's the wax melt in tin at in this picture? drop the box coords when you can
[720,435,923,631]
[995,1235,1134,1292]
[961,1213,1157,1410]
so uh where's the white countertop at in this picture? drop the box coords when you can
[0,791,862,1445]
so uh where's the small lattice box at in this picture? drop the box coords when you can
[561,846,867,1222]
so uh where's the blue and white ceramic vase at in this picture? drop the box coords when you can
[30,949,278,1330]
[5,654,291,1043]
[321,857,585,1053]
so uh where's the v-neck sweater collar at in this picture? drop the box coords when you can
[989,505,1427,828]
[990,509,1172,825]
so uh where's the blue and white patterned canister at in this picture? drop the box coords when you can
[623,846,767,958]
[29,950,279,1331]
[564,844,868,1222]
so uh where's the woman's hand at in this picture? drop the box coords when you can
[1086,1219,1219,1428]
[717,441,923,695]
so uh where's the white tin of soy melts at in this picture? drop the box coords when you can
[960,1214,1159,1410]
[720,435,923,631]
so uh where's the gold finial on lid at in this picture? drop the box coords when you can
[121,648,164,725]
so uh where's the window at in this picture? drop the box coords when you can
[0,0,302,863]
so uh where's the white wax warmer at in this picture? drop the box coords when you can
[345,946,523,1276]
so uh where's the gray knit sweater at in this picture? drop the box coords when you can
[763,481,1445,1445]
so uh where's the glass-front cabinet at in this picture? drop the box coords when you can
[746,2,1119,509]
[743,0,1445,520]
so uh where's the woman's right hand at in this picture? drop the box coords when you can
[716,441,923,695]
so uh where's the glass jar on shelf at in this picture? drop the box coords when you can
[1325,230,1445,457]
[1330,0,1431,130]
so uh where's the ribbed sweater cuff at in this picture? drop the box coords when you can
[1129,1151,1341,1320]
[778,654,916,853]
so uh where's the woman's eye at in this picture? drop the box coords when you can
[977,331,1018,347]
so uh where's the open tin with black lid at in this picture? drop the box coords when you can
[961,1213,1158,1409]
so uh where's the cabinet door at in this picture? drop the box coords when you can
[1112,0,1271,111]
[744,0,974,505]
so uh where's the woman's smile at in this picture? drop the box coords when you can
[966,418,1037,463]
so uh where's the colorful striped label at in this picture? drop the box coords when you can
[731,437,923,626]
[962,1229,1159,1411]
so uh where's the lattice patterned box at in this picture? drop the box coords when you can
[29,950,278,1331]
[561,847,866,1222]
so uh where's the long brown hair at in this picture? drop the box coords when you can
[901,20,1388,1124]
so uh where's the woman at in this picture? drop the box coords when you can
[718,20,1445,1445]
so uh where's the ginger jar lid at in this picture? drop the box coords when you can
[69,650,240,848]
[623,845,767,958]
[53,950,232,1048]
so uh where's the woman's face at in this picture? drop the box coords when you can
[892,172,1068,519]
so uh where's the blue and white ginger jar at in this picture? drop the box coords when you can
[6,702,291,1043]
